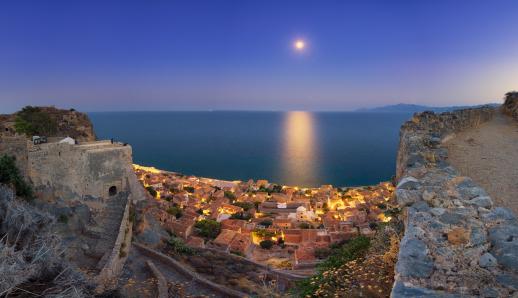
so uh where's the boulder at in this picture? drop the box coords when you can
[479,252,497,268]
[396,238,434,278]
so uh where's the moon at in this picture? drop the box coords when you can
[294,39,305,51]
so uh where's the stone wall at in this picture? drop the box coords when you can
[0,136,28,177]
[502,91,518,121]
[27,141,133,200]
[392,106,518,297]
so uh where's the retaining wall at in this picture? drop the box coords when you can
[392,107,518,297]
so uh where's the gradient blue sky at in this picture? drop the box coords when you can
[1,0,518,112]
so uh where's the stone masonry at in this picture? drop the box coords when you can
[392,106,518,297]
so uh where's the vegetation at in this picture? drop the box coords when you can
[167,236,194,255]
[166,206,183,219]
[14,106,57,136]
[259,239,274,249]
[57,214,68,224]
[184,186,195,193]
[314,247,331,259]
[224,190,236,200]
[194,219,221,239]
[0,155,33,199]
[145,186,157,197]
[295,236,371,297]
[229,212,252,220]
[299,222,312,229]
[232,201,254,211]
[253,229,276,238]
[259,219,272,227]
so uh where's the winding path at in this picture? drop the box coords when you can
[445,111,518,215]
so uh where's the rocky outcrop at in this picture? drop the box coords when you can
[0,106,96,141]
[502,91,518,121]
[392,106,518,297]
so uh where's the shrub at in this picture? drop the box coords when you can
[57,214,68,224]
[314,247,331,259]
[168,236,194,255]
[259,219,272,227]
[232,201,254,211]
[254,229,275,238]
[0,155,33,199]
[145,186,157,197]
[259,240,274,249]
[184,186,195,193]
[229,212,251,220]
[194,219,221,239]
[224,190,236,200]
[166,206,183,219]
[14,106,57,136]
[299,222,311,229]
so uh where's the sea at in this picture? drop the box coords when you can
[88,111,414,187]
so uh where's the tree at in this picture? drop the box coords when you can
[0,155,33,199]
[259,219,273,227]
[299,222,311,229]
[14,106,57,136]
[224,190,236,200]
[232,201,254,211]
[260,240,274,249]
[184,186,195,193]
[168,236,194,255]
[194,219,221,239]
[146,186,157,197]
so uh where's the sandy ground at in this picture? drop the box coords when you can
[445,111,518,215]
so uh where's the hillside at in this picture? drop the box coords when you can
[356,103,499,113]
[0,106,96,141]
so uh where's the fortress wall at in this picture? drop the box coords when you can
[392,107,518,297]
[27,142,133,200]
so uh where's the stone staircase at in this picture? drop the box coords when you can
[81,192,129,271]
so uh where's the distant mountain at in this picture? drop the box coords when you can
[356,103,500,113]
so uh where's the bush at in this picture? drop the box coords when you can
[254,229,275,238]
[166,206,183,219]
[232,201,254,211]
[224,190,236,200]
[0,155,33,199]
[194,219,221,239]
[184,186,195,193]
[145,186,157,197]
[259,219,272,227]
[259,240,274,249]
[58,214,68,224]
[168,236,194,255]
[314,247,331,259]
[299,222,311,229]
[14,106,57,136]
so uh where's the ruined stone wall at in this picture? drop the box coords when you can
[392,106,518,297]
[27,141,133,200]
[502,92,518,121]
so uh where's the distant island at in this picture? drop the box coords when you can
[356,103,500,113]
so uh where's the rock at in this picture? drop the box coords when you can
[470,227,487,246]
[439,211,465,225]
[422,189,436,202]
[456,178,488,199]
[447,227,469,245]
[480,288,499,298]
[396,238,434,278]
[479,252,498,268]
[496,273,518,290]
[430,207,446,217]
[396,189,421,207]
[398,176,421,190]
[412,200,431,212]
[391,281,460,297]
[482,207,517,223]
[468,196,493,209]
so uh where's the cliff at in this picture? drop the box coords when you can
[392,105,518,297]
[0,106,96,141]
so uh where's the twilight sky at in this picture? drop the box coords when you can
[1,0,518,113]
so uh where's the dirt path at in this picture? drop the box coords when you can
[444,111,518,215]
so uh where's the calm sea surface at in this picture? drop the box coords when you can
[88,111,413,187]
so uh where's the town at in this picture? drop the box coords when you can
[134,164,396,271]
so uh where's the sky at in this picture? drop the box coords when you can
[1,0,518,113]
